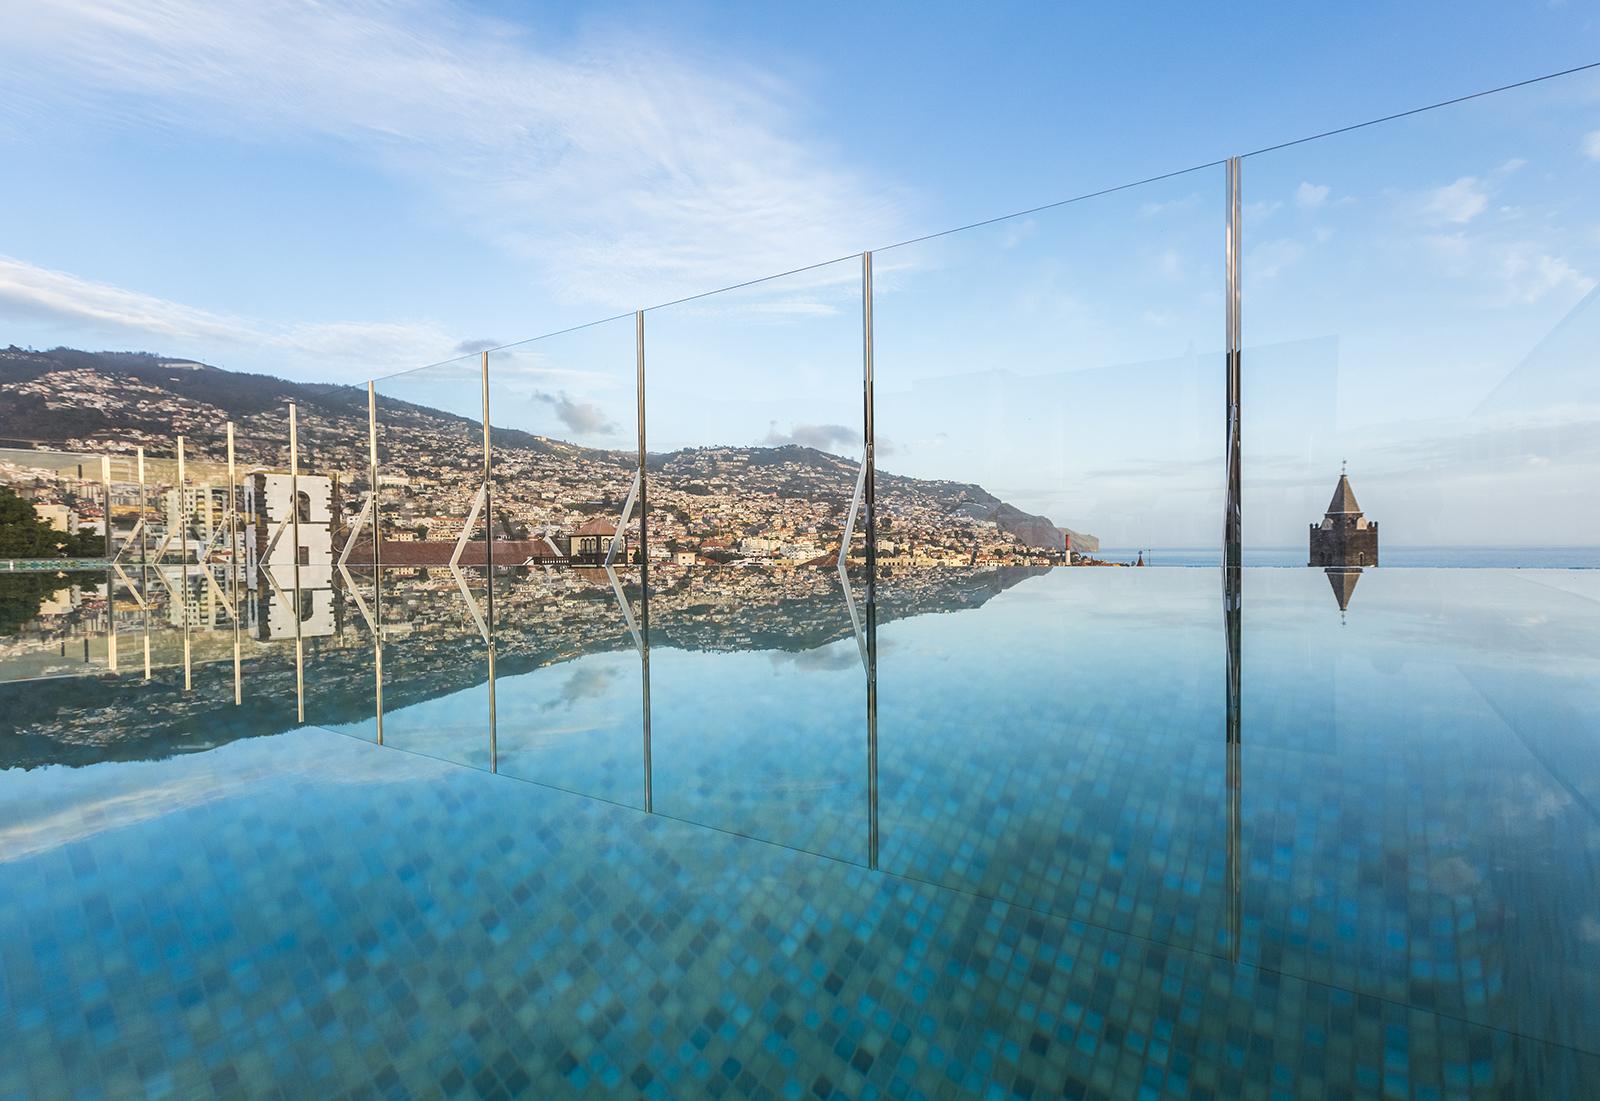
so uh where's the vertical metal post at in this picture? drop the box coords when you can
[863,251,879,869]
[1223,156,1244,962]
[99,456,112,559]
[369,382,384,745]
[138,446,150,680]
[228,423,241,705]
[481,352,496,770]
[1224,156,1243,574]
[862,252,877,605]
[637,308,653,813]
[289,402,304,724]
[177,435,191,692]
[101,455,116,673]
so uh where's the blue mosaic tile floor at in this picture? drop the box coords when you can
[3,568,1599,1098]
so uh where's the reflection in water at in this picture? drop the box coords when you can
[6,565,1600,1064]
[1225,566,1242,963]
[1325,564,1362,622]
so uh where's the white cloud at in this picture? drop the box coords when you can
[1137,194,1200,218]
[1423,176,1489,224]
[1496,246,1597,305]
[1585,131,1600,161]
[0,254,456,374]
[1246,238,1305,281]
[0,255,244,343]
[0,0,905,309]
[1294,182,1329,209]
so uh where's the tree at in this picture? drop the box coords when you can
[0,484,106,557]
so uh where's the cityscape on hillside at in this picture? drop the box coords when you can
[0,345,1104,577]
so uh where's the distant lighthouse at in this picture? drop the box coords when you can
[1308,469,1378,567]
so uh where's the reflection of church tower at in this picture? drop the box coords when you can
[1309,472,1378,567]
[1324,566,1361,623]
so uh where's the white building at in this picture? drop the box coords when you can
[243,472,335,575]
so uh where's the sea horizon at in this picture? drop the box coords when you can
[1092,545,1600,568]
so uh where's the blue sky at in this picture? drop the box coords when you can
[1,2,1598,546]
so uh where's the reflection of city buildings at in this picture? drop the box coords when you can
[1309,473,1378,567]
[1,563,1038,766]
[250,567,335,641]
[0,573,112,679]
[165,483,244,561]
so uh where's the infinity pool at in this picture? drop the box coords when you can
[3,567,1597,1098]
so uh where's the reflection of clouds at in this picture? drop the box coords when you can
[533,390,619,436]
[768,642,860,673]
[1429,855,1482,893]
[0,733,444,864]
[554,664,617,708]
[763,422,858,452]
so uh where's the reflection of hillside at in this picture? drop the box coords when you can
[0,566,1045,770]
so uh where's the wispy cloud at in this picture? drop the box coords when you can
[0,254,456,374]
[1,0,905,309]
[1583,130,1600,161]
[1494,245,1597,305]
[1246,237,1305,281]
[1423,176,1489,224]
[764,421,859,453]
[1294,182,1330,209]
[1138,193,1201,218]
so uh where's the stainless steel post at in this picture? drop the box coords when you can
[637,308,653,813]
[228,423,241,705]
[369,382,384,745]
[863,251,878,869]
[1224,156,1242,574]
[1223,156,1244,961]
[138,446,150,680]
[289,402,304,723]
[177,435,191,692]
[481,351,496,770]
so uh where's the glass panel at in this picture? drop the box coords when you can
[271,387,383,745]
[1239,72,1600,1052]
[214,415,303,740]
[644,258,870,860]
[363,355,493,769]
[1242,76,1600,565]
[873,167,1225,570]
[485,320,648,806]
[0,444,122,688]
[170,423,246,708]
[869,169,1230,945]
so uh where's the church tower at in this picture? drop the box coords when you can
[1309,471,1378,567]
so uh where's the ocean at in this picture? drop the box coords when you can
[1093,545,1600,568]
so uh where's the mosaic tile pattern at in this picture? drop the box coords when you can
[0,727,1592,1099]
[3,568,1599,1097]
